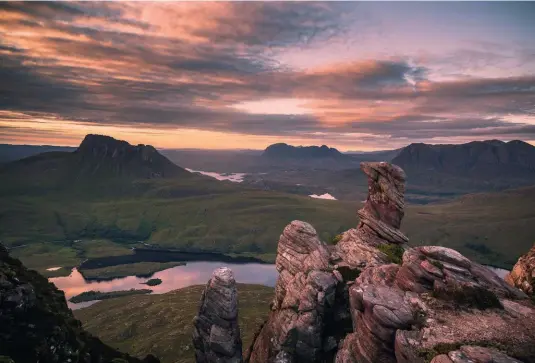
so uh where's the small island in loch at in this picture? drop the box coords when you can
[142,278,162,286]
[69,289,153,303]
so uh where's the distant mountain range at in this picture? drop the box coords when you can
[393,140,535,177]
[262,143,346,159]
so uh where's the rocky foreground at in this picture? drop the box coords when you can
[194,162,535,363]
[0,243,159,363]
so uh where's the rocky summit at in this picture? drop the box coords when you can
[0,243,159,363]
[195,161,535,363]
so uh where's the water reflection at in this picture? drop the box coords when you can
[50,261,277,310]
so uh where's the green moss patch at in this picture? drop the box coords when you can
[377,243,404,264]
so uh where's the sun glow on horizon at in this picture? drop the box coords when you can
[231,98,314,115]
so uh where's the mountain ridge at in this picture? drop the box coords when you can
[262,142,347,159]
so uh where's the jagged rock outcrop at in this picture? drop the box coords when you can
[505,243,535,296]
[245,221,340,362]
[240,161,535,363]
[333,162,408,269]
[339,246,534,363]
[193,267,243,363]
[0,243,159,363]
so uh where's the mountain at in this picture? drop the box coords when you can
[393,139,535,177]
[74,134,185,179]
[0,243,158,363]
[0,134,188,197]
[0,144,76,163]
[262,143,346,159]
[390,140,535,200]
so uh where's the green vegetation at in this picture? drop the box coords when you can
[377,243,405,264]
[403,186,535,268]
[74,284,274,363]
[330,233,344,245]
[69,289,152,303]
[10,239,139,277]
[143,278,162,286]
[0,356,15,363]
[80,262,186,280]
[3,145,535,273]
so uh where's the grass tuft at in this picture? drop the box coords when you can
[377,243,404,264]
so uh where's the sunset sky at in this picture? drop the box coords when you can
[1,1,535,151]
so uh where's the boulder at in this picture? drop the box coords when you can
[193,267,242,363]
[505,243,535,296]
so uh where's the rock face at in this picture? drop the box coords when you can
[333,162,408,269]
[0,243,159,363]
[75,134,185,178]
[239,161,535,363]
[505,243,535,296]
[245,221,340,362]
[193,267,242,363]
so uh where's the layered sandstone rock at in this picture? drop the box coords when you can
[245,221,340,362]
[193,267,242,363]
[204,161,535,363]
[333,162,408,269]
[505,243,535,296]
[341,246,534,363]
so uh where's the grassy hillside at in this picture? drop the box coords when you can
[5,185,535,274]
[404,186,535,268]
[74,284,273,363]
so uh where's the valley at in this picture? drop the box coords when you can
[2,135,535,282]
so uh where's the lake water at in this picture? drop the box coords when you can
[50,261,277,310]
[186,168,246,183]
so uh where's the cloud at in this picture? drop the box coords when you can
[1,2,534,148]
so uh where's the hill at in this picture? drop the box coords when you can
[0,144,76,163]
[74,284,273,363]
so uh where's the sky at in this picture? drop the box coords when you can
[1,1,535,151]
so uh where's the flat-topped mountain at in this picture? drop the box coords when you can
[393,139,535,177]
[262,143,346,159]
